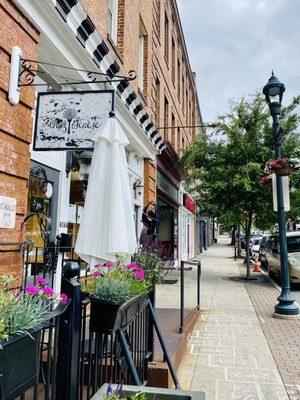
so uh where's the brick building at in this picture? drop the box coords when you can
[0,0,200,279]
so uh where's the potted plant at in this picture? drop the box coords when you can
[0,275,68,399]
[83,261,149,334]
[265,157,297,176]
[133,248,170,307]
[92,383,205,399]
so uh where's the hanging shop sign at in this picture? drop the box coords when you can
[183,194,196,214]
[33,90,115,151]
[0,196,16,229]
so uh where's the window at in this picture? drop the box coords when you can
[164,13,169,62]
[154,78,160,126]
[164,96,169,140]
[171,38,175,82]
[182,76,185,113]
[138,20,147,92]
[154,0,161,37]
[177,58,180,99]
[171,112,176,147]
[108,0,119,43]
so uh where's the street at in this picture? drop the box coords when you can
[178,236,300,400]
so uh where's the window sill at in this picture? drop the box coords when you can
[106,34,124,65]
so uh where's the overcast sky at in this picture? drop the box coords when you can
[177,0,300,124]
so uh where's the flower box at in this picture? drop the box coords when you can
[92,384,205,399]
[89,293,148,334]
[0,330,41,400]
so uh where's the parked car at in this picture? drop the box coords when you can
[259,234,271,268]
[265,232,300,283]
[249,236,262,259]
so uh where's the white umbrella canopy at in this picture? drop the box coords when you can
[75,116,137,266]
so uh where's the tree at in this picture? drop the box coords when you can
[183,93,300,279]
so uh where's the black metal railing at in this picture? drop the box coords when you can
[179,260,201,333]
[5,254,179,399]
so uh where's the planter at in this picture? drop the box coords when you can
[92,384,205,399]
[89,293,148,334]
[0,330,41,400]
[275,166,294,176]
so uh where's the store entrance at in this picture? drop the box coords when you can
[157,199,178,260]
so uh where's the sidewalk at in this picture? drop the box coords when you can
[177,236,289,400]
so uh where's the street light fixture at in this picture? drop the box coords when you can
[263,72,299,317]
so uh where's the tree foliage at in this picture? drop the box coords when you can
[183,93,300,277]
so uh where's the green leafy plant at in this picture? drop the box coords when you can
[0,275,67,342]
[83,261,148,303]
[133,248,169,288]
[182,93,300,279]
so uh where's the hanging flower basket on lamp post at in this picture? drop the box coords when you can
[265,158,296,176]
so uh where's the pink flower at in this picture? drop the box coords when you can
[273,163,281,170]
[105,262,112,269]
[60,293,68,304]
[135,268,145,280]
[94,262,102,268]
[43,287,54,297]
[15,290,20,297]
[126,262,139,270]
[93,270,100,278]
[36,276,47,287]
[115,260,121,266]
[25,285,40,295]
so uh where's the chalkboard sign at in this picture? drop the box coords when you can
[33,90,114,151]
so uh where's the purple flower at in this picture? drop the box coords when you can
[93,270,100,278]
[15,290,20,297]
[60,293,68,304]
[105,262,112,269]
[115,259,121,266]
[43,287,54,297]
[107,379,113,394]
[125,262,139,270]
[94,262,102,268]
[36,276,47,287]
[25,285,40,295]
[135,268,145,280]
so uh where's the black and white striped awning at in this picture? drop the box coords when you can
[53,0,165,152]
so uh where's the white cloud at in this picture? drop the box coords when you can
[177,0,300,122]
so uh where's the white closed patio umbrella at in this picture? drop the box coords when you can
[75,116,137,266]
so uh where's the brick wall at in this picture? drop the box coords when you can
[0,0,39,278]
[77,0,197,206]
[144,159,156,205]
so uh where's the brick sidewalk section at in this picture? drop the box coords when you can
[238,263,300,400]
[177,236,289,400]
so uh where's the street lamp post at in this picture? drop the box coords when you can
[263,72,299,317]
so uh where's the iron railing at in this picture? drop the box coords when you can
[4,253,179,399]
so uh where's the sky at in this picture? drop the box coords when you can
[177,0,300,124]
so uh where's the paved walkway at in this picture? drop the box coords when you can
[239,266,300,399]
[177,236,289,400]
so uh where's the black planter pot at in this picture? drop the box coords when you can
[89,293,148,334]
[0,330,41,400]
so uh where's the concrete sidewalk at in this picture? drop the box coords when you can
[177,236,289,400]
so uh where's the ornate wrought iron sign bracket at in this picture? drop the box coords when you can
[8,46,136,105]
[18,58,136,87]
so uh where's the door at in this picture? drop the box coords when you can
[24,161,60,247]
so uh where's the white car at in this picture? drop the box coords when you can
[250,236,262,260]
[265,231,300,283]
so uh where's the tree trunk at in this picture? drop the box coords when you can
[237,225,241,257]
[245,214,253,279]
[231,224,236,245]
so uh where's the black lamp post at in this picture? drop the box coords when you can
[263,72,299,317]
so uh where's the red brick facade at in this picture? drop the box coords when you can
[78,0,196,204]
[0,0,39,277]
